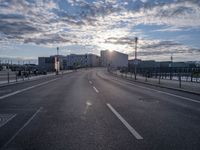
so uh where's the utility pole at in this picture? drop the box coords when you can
[56,47,59,75]
[134,37,138,80]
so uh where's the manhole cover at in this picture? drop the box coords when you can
[139,98,159,103]
[0,114,16,128]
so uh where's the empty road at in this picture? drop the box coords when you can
[0,68,200,150]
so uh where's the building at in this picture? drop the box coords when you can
[59,54,100,69]
[38,57,55,72]
[87,54,100,67]
[38,56,63,72]
[101,50,128,68]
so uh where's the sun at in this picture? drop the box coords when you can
[108,49,114,52]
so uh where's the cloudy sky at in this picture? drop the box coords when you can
[0,0,200,63]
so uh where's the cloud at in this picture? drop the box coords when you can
[0,0,200,61]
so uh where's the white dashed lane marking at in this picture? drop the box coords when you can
[93,86,99,93]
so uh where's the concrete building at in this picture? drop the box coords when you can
[88,54,101,67]
[38,56,63,72]
[61,54,100,69]
[38,57,55,72]
[101,50,128,68]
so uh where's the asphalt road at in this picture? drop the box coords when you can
[0,68,200,150]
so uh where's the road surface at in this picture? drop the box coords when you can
[0,68,200,150]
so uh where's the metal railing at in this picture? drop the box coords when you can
[0,71,32,84]
[109,69,200,94]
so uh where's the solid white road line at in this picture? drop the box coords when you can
[107,103,143,140]
[0,78,59,100]
[89,81,93,84]
[2,107,43,148]
[109,75,200,104]
[93,86,99,93]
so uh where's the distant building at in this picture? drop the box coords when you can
[101,50,128,68]
[62,54,100,69]
[89,54,101,67]
[38,57,55,72]
[38,56,63,72]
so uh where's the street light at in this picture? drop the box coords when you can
[134,37,138,80]
[56,47,59,75]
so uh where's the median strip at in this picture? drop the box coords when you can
[106,103,143,140]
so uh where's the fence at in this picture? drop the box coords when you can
[0,70,74,85]
[0,71,34,84]
[109,68,200,94]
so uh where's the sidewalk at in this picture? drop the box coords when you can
[0,70,73,86]
[111,71,200,95]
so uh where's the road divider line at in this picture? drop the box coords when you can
[89,81,93,84]
[0,78,59,100]
[107,103,143,140]
[2,107,43,148]
[106,74,200,104]
[93,86,99,93]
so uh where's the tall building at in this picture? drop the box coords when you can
[101,50,128,68]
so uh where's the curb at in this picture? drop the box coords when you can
[109,72,200,96]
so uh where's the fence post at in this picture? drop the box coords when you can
[179,73,181,88]
[16,73,18,82]
[145,73,147,82]
[7,72,10,84]
[158,73,161,84]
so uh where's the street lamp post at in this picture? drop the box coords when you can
[170,54,173,80]
[56,47,59,75]
[134,37,138,80]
